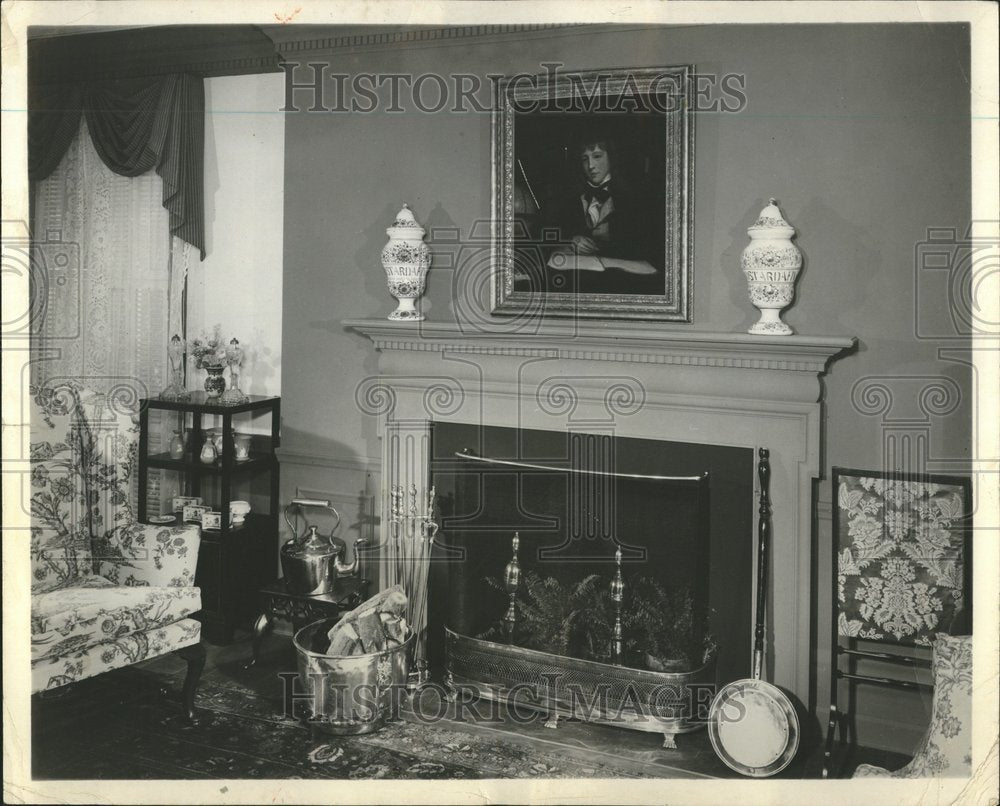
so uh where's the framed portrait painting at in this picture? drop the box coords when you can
[491,64,694,322]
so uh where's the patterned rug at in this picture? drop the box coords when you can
[32,659,645,780]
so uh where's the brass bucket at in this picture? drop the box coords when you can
[293,617,413,735]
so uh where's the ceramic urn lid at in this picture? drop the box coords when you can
[748,198,795,238]
[386,204,425,239]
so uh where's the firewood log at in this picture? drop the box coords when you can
[326,622,360,656]
[381,613,407,645]
[325,585,408,653]
[356,609,386,653]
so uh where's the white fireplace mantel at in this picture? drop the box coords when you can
[345,318,854,374]
[345,317,855,708]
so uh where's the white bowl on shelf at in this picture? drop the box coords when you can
[230,500,251,525]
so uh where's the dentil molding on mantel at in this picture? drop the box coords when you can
[343,318,856,374]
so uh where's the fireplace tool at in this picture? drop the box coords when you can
[707,448,800,777]
[386,483,438,687]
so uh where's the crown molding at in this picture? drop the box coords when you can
[28,23,658,84]
[344,318,857,375]
[29,25,282,85]
[262,23,587,60]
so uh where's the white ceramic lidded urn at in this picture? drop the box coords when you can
[381,204,431,321]
[741,198,802,335]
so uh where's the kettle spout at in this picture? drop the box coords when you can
[333,538,366,577]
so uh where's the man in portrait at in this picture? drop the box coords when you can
[543,132,662,295]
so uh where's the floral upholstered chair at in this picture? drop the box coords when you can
[30,382,205,718]
[853,633,972,778]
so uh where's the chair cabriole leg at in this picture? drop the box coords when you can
[178,642,206,721]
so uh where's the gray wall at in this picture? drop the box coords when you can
[279,23,972,752]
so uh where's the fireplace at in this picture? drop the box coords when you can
[346,317,854,712]
[426,422,754,688]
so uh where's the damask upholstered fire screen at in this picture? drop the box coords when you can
[823,468,972,777]
[835,471,971,644]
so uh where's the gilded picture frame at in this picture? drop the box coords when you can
[491,64,694,322]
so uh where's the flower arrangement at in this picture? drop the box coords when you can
[187,327,229,369]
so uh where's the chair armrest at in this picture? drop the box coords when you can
[94,522,202,588]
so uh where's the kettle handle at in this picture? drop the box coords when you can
[282,498,342,540]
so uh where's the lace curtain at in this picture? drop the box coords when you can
[32,120,190,513]
[31,119,188,398]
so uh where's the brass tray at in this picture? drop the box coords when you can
[445,627,716,748]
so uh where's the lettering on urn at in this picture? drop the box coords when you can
[381,204,431,322]
[741,199,802,336]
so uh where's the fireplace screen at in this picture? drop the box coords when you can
[426,423,755,689]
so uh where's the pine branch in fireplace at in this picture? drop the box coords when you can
[479,572,714,672]
[622,577,716,673]
[482,572,614,662]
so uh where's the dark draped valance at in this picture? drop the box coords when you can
[29,74,206,259]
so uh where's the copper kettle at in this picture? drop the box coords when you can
[280,499,364,595]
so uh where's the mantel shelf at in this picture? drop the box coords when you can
[344,318,856,374]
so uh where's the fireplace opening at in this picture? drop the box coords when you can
[426,422,755,688]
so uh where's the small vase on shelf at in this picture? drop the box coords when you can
[160,334,191,401]
[203,366,226,398]
[220,338,249,405]
[168,429,186,460]
[234,432,252,462]
[199,440,218,465]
